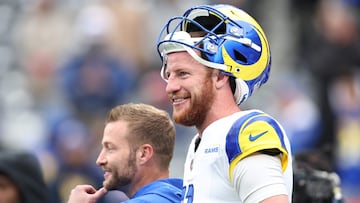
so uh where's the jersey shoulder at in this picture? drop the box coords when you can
[226,110,289,174]
[128,179,183,203]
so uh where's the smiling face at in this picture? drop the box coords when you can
[96,120,137,191]
[164,51,216,127]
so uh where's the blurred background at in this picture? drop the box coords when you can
[0,0,359,202]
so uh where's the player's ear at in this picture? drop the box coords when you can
[137,144,153,164]
[214,71,229,89]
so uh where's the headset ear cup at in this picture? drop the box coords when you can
[234,78,249,105]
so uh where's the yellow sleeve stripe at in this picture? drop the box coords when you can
[226,112,289,181]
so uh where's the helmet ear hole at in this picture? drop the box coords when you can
[229,77,236,94]
[234,50,247,63]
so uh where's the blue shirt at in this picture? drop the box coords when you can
[124,178,183,203]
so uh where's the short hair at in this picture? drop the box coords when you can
[106,103,175,169]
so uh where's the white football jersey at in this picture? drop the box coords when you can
[182,110,293,203]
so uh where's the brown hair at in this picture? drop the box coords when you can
[106,103,175,169]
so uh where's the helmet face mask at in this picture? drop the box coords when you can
[157,4,271,105]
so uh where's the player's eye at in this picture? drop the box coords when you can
[178,71,190,78]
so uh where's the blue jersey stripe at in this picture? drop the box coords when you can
[226,112,287,164]
[225,111,262,163]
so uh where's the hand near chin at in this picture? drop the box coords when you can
[67,185,107,203]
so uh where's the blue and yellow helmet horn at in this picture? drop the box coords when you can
[157,4,271,105]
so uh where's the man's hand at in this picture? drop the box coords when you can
[67,185,107,203]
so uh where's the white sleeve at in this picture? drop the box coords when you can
[231,153,289,203]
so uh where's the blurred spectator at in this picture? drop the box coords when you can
[0,150,49,203]
[291,0,360,201]
[13,0,73,106]
[99,0,150,69]
[329,73,360,203]
[42,117,105,203]
[272,73,322,155]
[293,0,360,148]
[58,43,138,121]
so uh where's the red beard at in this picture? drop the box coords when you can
[173,77,214,127]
